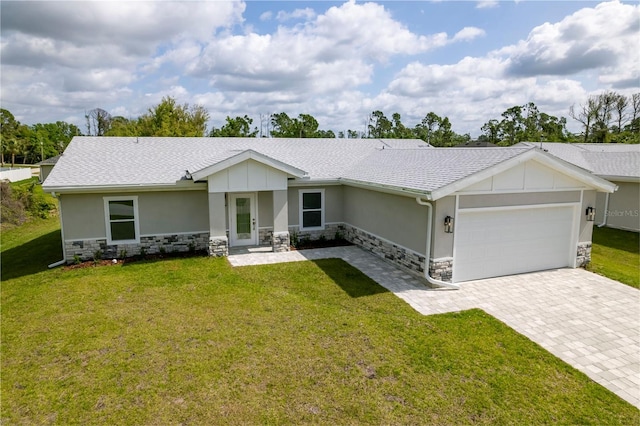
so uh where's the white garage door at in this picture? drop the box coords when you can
[454,205,575,282]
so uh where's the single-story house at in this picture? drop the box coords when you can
[36,154,61,183]
[519,143,639,232]
[43,137,616,285]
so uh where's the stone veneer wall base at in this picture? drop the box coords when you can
[342,223,444,286]
[272,231,290,253]
[65,232,210,263]
[209,236,229,257]
[576,242,592,267]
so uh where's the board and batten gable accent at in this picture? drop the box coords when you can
[458,159,588,194]
[207,159,289,193]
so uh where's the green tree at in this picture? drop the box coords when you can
[414,112,457,146]
[270,113,333,138]
[209,115,258,137]
[367,111,392,138]
[480,119,500,144]
[498,106,524,146]
[30,121,81,161]
[483,103,569,145]
[1,109,19,166]
[570,91,639,144]
[137,96,209,137]
[390,113,413,139]
[106,116,139,136]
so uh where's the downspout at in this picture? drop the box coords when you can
[597,192,610,228]
[416,197,460,290]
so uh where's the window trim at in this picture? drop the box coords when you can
[299,189,325,231]
[103,196,140,244]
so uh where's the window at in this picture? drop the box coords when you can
[299,189,324,230]
[104,196,139,244]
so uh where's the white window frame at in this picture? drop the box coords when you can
[299,189,325,231]
[103,196,140,244]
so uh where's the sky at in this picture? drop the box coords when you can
[1,0,638,137]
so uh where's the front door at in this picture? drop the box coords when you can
[229,193,257,246]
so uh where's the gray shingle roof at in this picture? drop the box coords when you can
[519,142,640,178]
[44,137,429,187]
[344,147,531,192]
[44,137,542,195]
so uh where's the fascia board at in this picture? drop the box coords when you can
[191,149,306,181]
[339,178,432,200]
[43,182,207,194]
[597,175,640,183]
[287,179,341,187]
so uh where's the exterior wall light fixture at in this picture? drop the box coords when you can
[586,206,596,222]
[444,215,454,233]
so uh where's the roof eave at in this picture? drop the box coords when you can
[43,181,207,194]
[596,175,640,183]
[339,177,432,200]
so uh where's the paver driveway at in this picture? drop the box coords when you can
[228,245,640,408]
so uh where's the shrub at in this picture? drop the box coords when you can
[12,180,55,219]
[0,182,26,225]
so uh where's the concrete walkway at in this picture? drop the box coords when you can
[228,245,640,408]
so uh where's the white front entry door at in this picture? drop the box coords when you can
[229,193,257,246]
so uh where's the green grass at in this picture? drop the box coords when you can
[2,221,638,424]
[589,226,640,289]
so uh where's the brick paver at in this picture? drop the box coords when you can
[228,246,640,408]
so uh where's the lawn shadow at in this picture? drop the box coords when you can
[1,230,63,281]
[311,258,389,298]
[593,227,640,255]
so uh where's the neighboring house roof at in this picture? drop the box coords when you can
[457,140,497,147]
[519,142,640,179]
[36,154,61,166]
[44,137,615,199]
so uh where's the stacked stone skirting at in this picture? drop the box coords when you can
[288,223,344,244]
[576,242,592,267]
[342,223,434,278]
[272,232,290,253]
[209,236,229,257]
[429,258,453,282]
[64,232,209,263]
[258,228,272,246]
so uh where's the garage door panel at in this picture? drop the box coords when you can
[454,206,574,282]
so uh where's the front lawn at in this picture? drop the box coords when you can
[589,226,640,289]
[1,220,638,424]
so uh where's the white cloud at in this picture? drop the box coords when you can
[0,1,245,122]
[186,0,474,101]
[476,0,499,9]
[453,27,486,42]
[260,11,273,21]
[1,0,635,140]
[503,0,638,87]
[371,1,639,136]
[276,8,317,22]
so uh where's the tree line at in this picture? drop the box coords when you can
[2,91,637,166]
